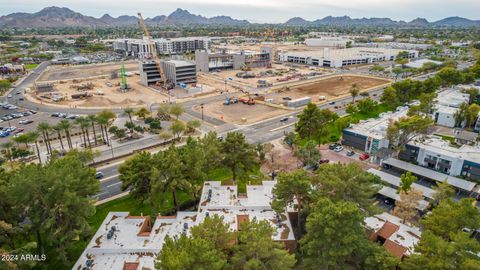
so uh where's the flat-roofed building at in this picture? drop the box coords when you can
[73,181,296,270]
[279,47,418,68]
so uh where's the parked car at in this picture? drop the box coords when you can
[329,143,339,150]
[328,101,335,105]
[13,128,24,134]
[359,153,370,161]
[0,131,9,137]
[19,119,33,125]
[95,172,105,179]
[334,145,344,152]
[319,159,330,164]
[346,150,355,156]
[280,117,289,122]
[282,97,293,101]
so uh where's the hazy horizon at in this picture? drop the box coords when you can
[2,0,480,23]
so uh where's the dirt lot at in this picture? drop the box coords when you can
[266,75,391,105]
[193,99,289,125]
[38,61,139,82]
[32,75,170,108]
[199,63,333,89]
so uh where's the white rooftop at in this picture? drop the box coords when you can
[346,106,410,140]
[405,59,442,69]
[73,181,294,270]
[365,212,422,256]
[435,88,469,108]
[377,186,430,211]
[282,47,414,60]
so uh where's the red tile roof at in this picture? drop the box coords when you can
[377,221,399,239]
[384,239,408,259]
[123,262,139,270]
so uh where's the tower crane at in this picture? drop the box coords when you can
[137,12,168,89]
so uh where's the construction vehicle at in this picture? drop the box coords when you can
[137,13,168,89]
[239,92,255,105]
[224,97,238,105]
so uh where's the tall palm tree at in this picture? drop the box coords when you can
[349,83,360,103]
[26,131,41,163]
[1,141,14,163]
[97,110,117,145]
[58,120,73,149]
[87,114,98,146]
[37,122,52,154]
[124,107,135,123]
[53,124,65,151]
[75,117,90,148]
[96,116,108,144]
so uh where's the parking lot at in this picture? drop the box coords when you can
[0,102,79,143]
[319,144,379,171]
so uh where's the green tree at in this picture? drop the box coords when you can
[272,170,313,232]
[380,86,399,109]
[37,122,52,154]
[170,103,185,120]
[393,189,423,224]
[295,103,336,142]
[349,83,360,103]
[181,138,208,199]
[294,140,320,167]
[119,152,155,207]
[9,151,99,266]
[356,98,377,114]
[464,87,479,104]
[232,219,296,270]
[421,198,480,240]
[437,67,463,86]
[135,107,150,119]
[399,171,417,193]
[314,163,380,213]
[186,119,201,133]
[123,107,135,122]
[58,119,73,149]
[432,181,455,206]
[159,130,174,142]
[386,116,433,156]
[301,198,367,270]
[200,131,223,173]
[170,120,186,139]
[221,132,258,182]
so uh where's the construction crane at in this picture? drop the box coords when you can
[137,12,168,89]
[120,64,128,91]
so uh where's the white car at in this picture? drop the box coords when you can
[334,145,344,152]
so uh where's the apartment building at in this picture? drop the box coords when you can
[113,37,211,57]
[279,47,418,68]
[73,181,296,270]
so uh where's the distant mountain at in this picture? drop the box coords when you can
[408,18,430,26]
[0,6,250,28]
[432,16,480,27]
[0,7,107,28]
[285,17,310,26]
[284,15,480,27]
[99,14,138,26]
[1,7,479,28]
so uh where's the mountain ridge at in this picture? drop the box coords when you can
[0,6,479,28]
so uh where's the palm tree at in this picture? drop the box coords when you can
[37,122,52,154]
[26,131,41,163]
[96,116,108,144]
[58,120,73,149]
[349,83,360,103]
[75,117,90,148]
[53,124,65,151]
[12,134,30,148]
[124,107,135,122]
[87,114,98,146]
[1,141,14,163]
[97,110,116,145]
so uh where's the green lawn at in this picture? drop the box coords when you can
[25,63,39,70]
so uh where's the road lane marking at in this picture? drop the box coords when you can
[269,122,296,132]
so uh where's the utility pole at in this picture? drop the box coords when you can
[201,103,204,121]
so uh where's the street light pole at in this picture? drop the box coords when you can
[110,142,114,158]
[200,103,204,121]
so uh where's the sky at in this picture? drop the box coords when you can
[2,0,480,23]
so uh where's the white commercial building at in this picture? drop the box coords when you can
[279,47,418,68]
[304,37,353,48]
[73,181,296,270]
[353,42,432,51]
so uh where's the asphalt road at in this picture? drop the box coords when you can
[0,61,448,201]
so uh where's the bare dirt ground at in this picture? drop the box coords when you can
[266,75,391,105]
[33,75,169,108]
[38,61,139,82]
[193,100,289,125]
[200,63,333,89]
